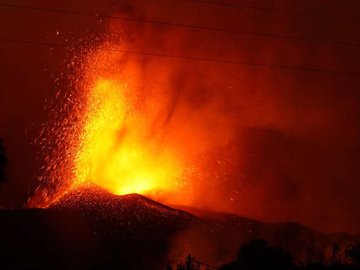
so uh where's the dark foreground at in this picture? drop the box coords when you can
[0,185,359,270]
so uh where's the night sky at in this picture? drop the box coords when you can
[1,0,360,234]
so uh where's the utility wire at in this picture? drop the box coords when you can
[184,0,360,22]
[0,2,360,47]
[193,258,219,269]
[0,37,359,76]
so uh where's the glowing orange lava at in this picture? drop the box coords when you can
[74,77,184,197]
[30,34,233,208]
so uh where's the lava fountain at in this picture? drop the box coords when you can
[30,27,234,208]
[74,77,183,196]
[69,44,192,202]
[30,42,193,207]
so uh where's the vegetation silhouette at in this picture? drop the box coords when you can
[219,239,297,270]
[176,254,200,270]
[346,243,360,267]
[170,240,360,270]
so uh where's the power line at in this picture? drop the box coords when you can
[0,2,360,48]
[194,258,218,269]
[184,0,360,22]
[0,36,359,76]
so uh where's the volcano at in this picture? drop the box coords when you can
[0,184,359,269]
[49,183,196,236]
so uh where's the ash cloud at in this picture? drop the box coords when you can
[106,0,360,234]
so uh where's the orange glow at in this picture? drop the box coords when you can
[29,36,234,208]
[74,78,183,196]
[65,43,196,204]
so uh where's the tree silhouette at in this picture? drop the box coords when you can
[330,243,340,265]
[0,137,7,183]
[176,254,200,270]
[220,239,297,270]
[346,243,360,267]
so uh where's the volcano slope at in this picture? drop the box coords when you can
[0,184,196,270]
[0,184,358,269]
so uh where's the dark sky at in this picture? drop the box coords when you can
[0,0,360,234]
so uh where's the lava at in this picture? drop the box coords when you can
[30,22,234,208]
[60,41,193,205]
[28,41,196,207]
[74,77,184,197]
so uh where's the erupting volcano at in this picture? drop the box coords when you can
[2,1,360,269]
[74,76,184,197]
[65,44,201,205]
[38,48,183,204]
[31,31,234,208]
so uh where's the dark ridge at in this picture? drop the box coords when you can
[49,183,196,234]
[0,184,359,269]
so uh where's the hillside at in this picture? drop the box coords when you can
[0,184,358,269]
